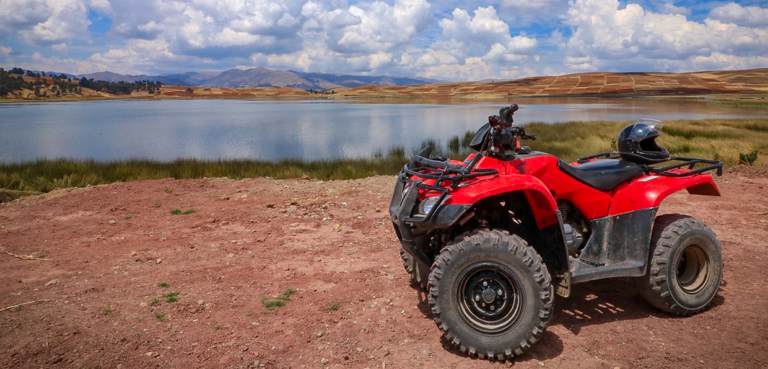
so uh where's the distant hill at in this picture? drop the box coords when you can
[75,67,440,90]
[161,71,221,86]
[328,68,768,98]
[202,67,322,89]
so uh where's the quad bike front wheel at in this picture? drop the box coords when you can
[638,215,723,315]
[428,229,553,360]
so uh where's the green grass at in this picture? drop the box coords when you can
[326,303,340,312]
[124,216,132,220]
[0,119,765,196]
[262,287,296,311]
[170,208,196,215]
[101,308,112,315]
[163,292,179,303]
[213,325,222,330]
[154,313,165,322]
[149,299,159,306]
[158,282,169,288]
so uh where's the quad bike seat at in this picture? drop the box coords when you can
[557,159,644,192]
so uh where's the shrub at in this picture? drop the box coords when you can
[739,150,758,166]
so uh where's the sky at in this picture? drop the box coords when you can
[0,0,767,81]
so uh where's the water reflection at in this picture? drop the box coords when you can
[1,98,766,162]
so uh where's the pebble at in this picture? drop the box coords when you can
[108,220,116,225]
[287,206,298,213]
[46,279,59,286]
[334,224,342,232]
[221,195,230,200]
[198,300,205,305]
[145,352,153,357]
[341,202,348,207]
[227,253,235,258]
[321,358,329,365]
[156,259,162,264]
[316,331,325,337]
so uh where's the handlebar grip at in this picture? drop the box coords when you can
[522,134,537,141]
[410,155,466,173]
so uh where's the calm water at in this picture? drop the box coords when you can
[1,98,767,162]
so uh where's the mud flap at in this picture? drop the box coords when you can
[555,210,572,298]
[556,272,571,298]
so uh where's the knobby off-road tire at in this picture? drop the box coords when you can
[427,229,554,360]
[638,214,723,316]
[399,247,429,290]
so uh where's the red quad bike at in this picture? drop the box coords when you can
[389,104,724,360]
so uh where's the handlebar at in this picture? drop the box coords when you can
[409,155,464,172]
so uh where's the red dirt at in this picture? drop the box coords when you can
[1,169,767,368]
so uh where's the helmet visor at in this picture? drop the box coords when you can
[629,119,663,140]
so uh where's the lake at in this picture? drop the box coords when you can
[1,98,767,162]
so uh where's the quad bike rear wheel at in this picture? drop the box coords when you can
[399,247,429,290]
[638,215,723,315]
[427,229,553,360]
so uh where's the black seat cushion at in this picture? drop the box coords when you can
[557,159,644,192]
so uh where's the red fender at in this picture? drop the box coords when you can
[446,174,560,229]
[609,172,721,216]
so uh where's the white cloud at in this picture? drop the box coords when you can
[325,0,432,54]
[563,0,768,71]
[417,6,539,80]
[0,0,91,45]
[709,3,768,27]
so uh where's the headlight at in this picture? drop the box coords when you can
[418,196,448,215]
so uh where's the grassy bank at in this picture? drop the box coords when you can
[1,118,765,196]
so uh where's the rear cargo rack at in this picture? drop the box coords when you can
[576,151,723,177]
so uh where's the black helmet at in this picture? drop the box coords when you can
[618,119,670,164]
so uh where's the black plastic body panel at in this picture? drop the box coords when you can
[389,172,469,269]
[570,207,658,283]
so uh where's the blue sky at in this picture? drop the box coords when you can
[1,0,767,81]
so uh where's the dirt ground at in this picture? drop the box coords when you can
[1,166,767,368]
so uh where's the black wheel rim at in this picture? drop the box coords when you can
[676,244,710,294]
[457,263,523,334]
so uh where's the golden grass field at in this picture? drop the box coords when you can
[329,68,768,99]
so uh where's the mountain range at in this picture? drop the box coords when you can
[76,67,440,90]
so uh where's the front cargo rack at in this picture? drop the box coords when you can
[576,151,723,177]
[394,150,498,223]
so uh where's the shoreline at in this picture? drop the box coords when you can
[2,93,768,108]
[2,118,765,198]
